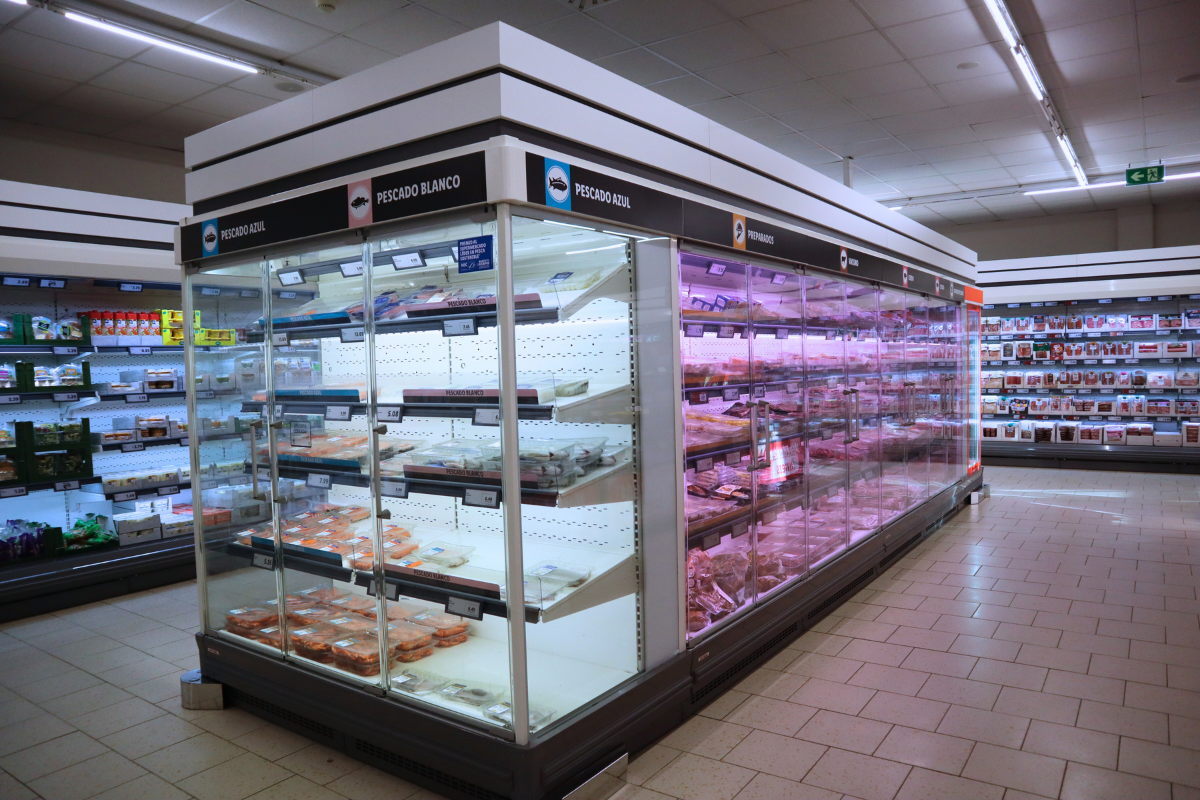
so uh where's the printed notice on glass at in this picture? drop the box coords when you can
[456,236,493,274]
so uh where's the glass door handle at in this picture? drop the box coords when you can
[373,424,387,435]
[249,421,266,501]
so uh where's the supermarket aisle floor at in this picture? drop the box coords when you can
[0,582,446,800]
[630,466,1200,800]
[1,465,1197,800]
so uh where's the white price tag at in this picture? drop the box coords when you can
[52,392,77,402]
[771,273,786,285]
[696,457,714,473]
[158,485,180,496]
[240,289,259,299]
[124,394,149,403]
[379,406,402,423]
[196,390,214,399]
[113,491,137,502]
[472,407,501,426]
[0,395,23,405]
[2,277,30,287]
[278,271,304,286]
[252,552,275,570]
[380,479,408,498]
[340,327,364,343]
[119,283,142,292]
[717,325,735,339]
[128,346,152,356]
[40,279,66,289]
[307,473,331,489]
[723,387,739,401]
[725,452,740,466]
[463,488,499,509]
[272,332,289,346]
[391,252,423,269]
[776,328,788,339]
[54,480,80,492]
[445,596,484,620]
[707,263,726,276]
[443,318,476,337]
[180,438,189,447]
[684,323,704,338]
[325,405,350,421]
[279,291,297,300]
[786,382,799,393]
[200,287,221,296]
[339,262,364,278]
[52,346,78,356]
[0,486,27,498]
[122,442,145,452]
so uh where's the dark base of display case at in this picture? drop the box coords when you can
[0,535,197,622]
[196,474,981,800]
[983,442,1200,474]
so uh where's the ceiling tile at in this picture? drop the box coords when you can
[856,0,979,28]
[1050,76,1141,109]
[0,65,75,118]
[775,101,866,131]
[849,151,927,171]
[646,75,728,105]
[971,115,1051,140]
[935,70,1022,105]
[143,105,229,136]
[726,115,795,140]
[709,0,799,16]
[911,42,1010,85]
[871,164,942,181]
[14,9,151,59]
[1039,48,1139,91]
[91,62,217,105]
[0,29,122,83]
[415,0,571,29]
[689,96,764,124]
[198,1,333,60]
[993,146,1059,166]
[851,86,948,118]
[783,30,902,78]
[1145,109,1200,133]
[933,154,1003,173]
[226,73,316,102]
[884,10,997,60]
[1073,117,1145,144]
[788,145,844,165]
[649,22,771,72]
[1146,126,1200,149]
[1139,66,1200,98]
[945,167,1011,182]
[181,86,277,118]
[741,80,836,114]
[132,46,253,85]
[915,140,991,161]
[889,175,957,191]
[51,84,169,123]
[1087,148,1148,168]
[698,54,808,95]
[1141,86,1200,117]
[896,125,980,151]
[876,107,965,135]
[1025,15,1136,65]
[346,5,471,57]
[1059,98,1143,126]
[527,14,633,61]
[840,137,909,158]
[1006,159,1070,178]
[1015,0,1130,34]
[251,0,406,34]
[17,104,126,137]
[1138,32,1200,75]
[983,132,1055,153]
[286,35,394,78]
[109,0,231,24]
[592,48,686,85]
[587,0,731,45]
[1136,1,1200,45]
[108,124,187,151]
[804,119,888,147]
[0,3,27,25]
[742,0,875,50]
[818,61,927,99]
[756,133,829,159]
[954,94,1043,124]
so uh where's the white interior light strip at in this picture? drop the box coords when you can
[1024,180,1125,196]
[3,0,30,6]
[64,11,257,72]
[980,0,1087,186]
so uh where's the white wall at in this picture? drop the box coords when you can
[0,120,186,205]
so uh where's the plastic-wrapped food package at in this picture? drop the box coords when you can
[483,698,555,731]
[225,607,278,632]
[328,594,378,614]
[436,681,502,707]
[414,542,474,567]
[330,637,383,676]
[526,562,590,587]
[289,623,342,662]
[286,606,345,626]
[391,668,446,695]
[406,610,469,638]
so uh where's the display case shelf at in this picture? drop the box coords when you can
[390,382,633,425]
[250,307,562,344]
[0,391,99,403]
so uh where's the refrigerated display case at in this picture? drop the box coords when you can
[179,23,981,800]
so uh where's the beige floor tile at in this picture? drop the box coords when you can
[838,639,914,667]
[325,764,423,800]
[1042,669,1126,704]
[0,713,75,758]
[193,708,273,740]
[1014,643,1092,673]
[40,683,135,722]
[722,729,826,781]
[730,771,839,800]
[788,631,852,656]
[949,634,1021,661]
[27,750,146,800]
[0,697,45,727]
[1125,682,1200,720]
[961,743,1065,798]
[802,747,911,800]
[918,674,1002,710]
[886,626,958,651]
[10,668,103,704]
[88,772,191,800]
[608,786,677,800]
[825,618,900,643]
[0,731,109,783]
[788,678,875,716]
[992,623,1061,648]
[125,671,188,704]
[993,686,1079,725]
[177,751,292,800]
[1021,719,1119,769]
[859,691,950,732]
[136,731,245,782]
[784,652,865,683]
[934,615,999,638]
[1059,631,1130,658]
[625,745,681,787]
[699,690,749,720]
[94,656,183,689]
[1170,716,1200,751]
[117,625,195,652]
[731,668,808,701]
[0,655,79,688]
[0,771,37,800]
[1077,699,1169,743]
[1089,654,1168,686]
[69,696,167,739]
[722,695,816,737]
[968,658,1048,691]
[937,704,1030,749]
[231,723,326,762]
[644,752,755,800]
[899,648,976,678]
[1118,737,1200,787]
[1060,762,1171,800]
[874,726,974,775]
[894,766,1004,800]
[795,710,891,754]
[245,773,344,800]
[98,714,203,762]
[276,742,369,785]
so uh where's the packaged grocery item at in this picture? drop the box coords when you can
[1183,421,1200,446]
[331,637,384,676]
[1056,422,1078,443]
[406,610,469,638]
[482,697,555,731]
[383,621,436,653]
[436,681,502,707]
[288,623,342,662]
[390,668,446,695]
[414,542,474,567]
[526,562,590,587]
[1104,424,1127,445]
[31,316,53,339]
[225,607,278,632]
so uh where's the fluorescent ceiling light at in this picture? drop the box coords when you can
[980,0,1017,48]
[1012,47,1044,101]
[1166,170,1200,181]
[64,12,257,72]
[1024,180,1125,196]
[888,206,905,210]
[3,0,29,5]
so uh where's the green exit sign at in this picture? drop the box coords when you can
[1126,166,1165,185]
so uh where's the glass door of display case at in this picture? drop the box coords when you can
[878,289,911,524]
[845,285,882,545]
[927,299,960,493]
[905,296,931,507]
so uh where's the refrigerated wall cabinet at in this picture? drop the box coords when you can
[180,24,983,800]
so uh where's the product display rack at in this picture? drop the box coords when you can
[980,295,1200,472]
[179,24,982,800]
